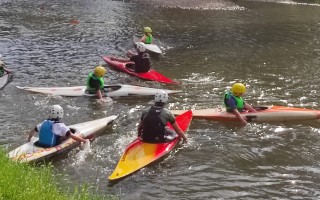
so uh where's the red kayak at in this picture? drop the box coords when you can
[108,110,192,181]
[103,56,178,84]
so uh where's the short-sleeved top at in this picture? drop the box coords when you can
[141,106,175,125]
[130,52,151,73]
[225,96,245,112]
[36,121,70,137]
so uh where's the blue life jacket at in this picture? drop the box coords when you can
[39,120,59,147]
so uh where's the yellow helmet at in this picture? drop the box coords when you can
[144,27,152,33]
[231,83,246,95]
[94,66,106,77]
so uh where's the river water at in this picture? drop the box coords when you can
[1,0,320,199]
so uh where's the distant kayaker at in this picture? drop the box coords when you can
[27,105,88,147]
[224,83,257,125]
[110,42,151,73]
[0,59,12,76]
[86,65,109,102]
[140,26,153,44]
[137,90,188,143]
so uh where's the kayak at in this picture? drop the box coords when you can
[170,106,320,122]
[8,115,117,163]
[108,110,192,181]
[16,84,181,97]
[0,73,12,89]
[103,56,178,84]
[133,35,162,54]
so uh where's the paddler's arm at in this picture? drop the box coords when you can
[109,56,131,62]
[244,103,257,113]
[27,128,37,142]
[96,89,103,99]
[172,122,187,143]
[137,120,143,137]
[232,109,248,125]
[68,131,87,143]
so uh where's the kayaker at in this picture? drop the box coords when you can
[27,105,88,147]
[110,42,151,73]
[137,90,188,143]
[224,83,257,125]
[140,26,153,44]
[0,59,12,76]
[86,65,109,102]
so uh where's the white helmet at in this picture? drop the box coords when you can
[50,105,64,119]
[136,42,146,52]
[155,90,168,103]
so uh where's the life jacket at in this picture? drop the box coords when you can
[39,120,59,147]
[142,106,166,142]
[86,72,104,93]
[224,90,244,112]
[145,34,153,44]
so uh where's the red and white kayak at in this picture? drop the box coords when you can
[16,84,181,97]
[170,106,320,122]
[108,110,192,181]
[8,115,117,163]
[103,56,178,84]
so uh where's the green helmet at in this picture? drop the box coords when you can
[144,27,152,33]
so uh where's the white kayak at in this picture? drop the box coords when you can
[133,35,162,54]
[16,84,181,97]
[0,73,12,89]
[8,115,117,163]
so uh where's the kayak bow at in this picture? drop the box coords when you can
[108,110,192,181]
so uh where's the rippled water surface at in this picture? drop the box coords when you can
[1,0,320,199]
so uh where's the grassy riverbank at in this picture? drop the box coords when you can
[0,149,116,200]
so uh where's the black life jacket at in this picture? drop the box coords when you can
[142,106,165,142]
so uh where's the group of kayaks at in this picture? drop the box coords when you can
[6,36,320,183]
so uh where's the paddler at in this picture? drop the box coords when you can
[27,105,88,147]
[140,26,153,44]
[137,90,188,143]
[110,42,151,73]
[86,65,109,102]
[224,83,257,125]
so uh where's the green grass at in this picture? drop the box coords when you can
[0,149,117,200]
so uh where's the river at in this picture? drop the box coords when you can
[1,0,320,199]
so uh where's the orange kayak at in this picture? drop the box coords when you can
[108,110,192,181]
[170,106,320,122]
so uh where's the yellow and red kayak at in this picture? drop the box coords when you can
[170,106,320,122]
[108,110,192,181]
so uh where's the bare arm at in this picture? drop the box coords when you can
[244,103,257,112]
[172,122,187,143]
[3,67,11,74]
[110,56,131,62]
[140,36,146,43]
[69,131,87,143]
[96,89,103,99]
[232,109,247,125]
[137,120,143,137]
[27,129,37,142]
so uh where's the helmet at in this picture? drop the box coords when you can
[136,42,146,52]
[155,90,168,103]
[0,60,4,67]
[144,27,152,33]
[231,83,246,95]
[50,105,64,119]
[94,66,106,77]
